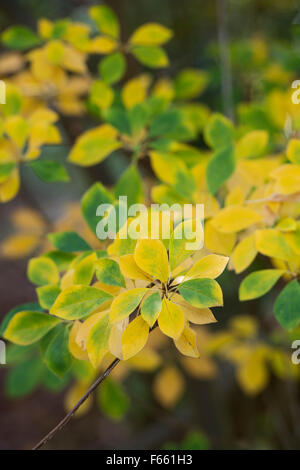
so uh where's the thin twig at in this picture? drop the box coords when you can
[32,358,120,450]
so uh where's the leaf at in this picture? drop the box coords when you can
[232,234,257,274]
[141,292,162,327]
[204,219,236,256]
[5,357,43,397]
[204,113,234,149]
[171,293,216,325]
[174,325,199,357]
[286,138,300,165]
[169,219,203,271]
[69,125,121,166]
[73,252,97,285]
[48,231,91,252]
[153,366,184,408]
[236,130,269,159]
[134,239,170,283]
[114,165,144,207]
[211,206,262,233]
[36,284,61,310]
[0,162,16,183]
[148,109,182,138]
[122,316,149,360]
[51,285,112,320]
[98,378,129,421]
[237,351,269,395]
[206,145,236,195]
[239,269,284,301]
[4,311,60,345]
[130,23,173,46]
[44,325,73,377]
[89,80,114,110]
[89,5,120,38]
[174,68,208,100]
[29,160,69,183]
[178,278,223,308]
[185,254,228,280]
[274,280,300,330]
[131,45,169,68]
[68,321,88,360]
[104,107,131,135]
[0,302,43,337]
[2,26,41,50]
[150,151,196,200]
[122,75,149,109]
[81,182,114,235]
[110,288,147,323]
[158,298,185,339]
[27,256,59,286]
[99,52,126,84]
[255,229,293,261]
[271,164,300,195]
[86,312,111,367]
[95,258,125,287]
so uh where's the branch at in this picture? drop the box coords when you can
[32,358,120,450]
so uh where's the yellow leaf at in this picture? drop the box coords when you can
[185,254,229,280]
[229,315,258,338]
[121,75,150,109]
[129,23,173,46]
[0,168,20,202]
[232,234,257,274]
[225,186,245,206]
[271,164,300,195]
[236,350,269,395]
[134,239,170,283]
[121,316,149,360]
[11,207,46,232]
[174,324,199,357]
[171,293,216,325]
[0,234,40,258]
[286,138,300,165]
[211,206,262,233]
[236,130,269,159]
[158,298,185,339]
[4,116,29,148]
[181,356,217,379]
[125,348,161,371]
[64,382,92,417]
[119,254,151,281]
[153,366,184,408]
[68,321,89,360]
[110,288,147,323]
[255,229,293,261]
[109,318,128,359]
[204,219,236,256]
[87,36,117,54]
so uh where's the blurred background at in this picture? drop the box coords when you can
[1,0,300,450]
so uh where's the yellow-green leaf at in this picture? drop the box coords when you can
[141,291,162,327]
[4,311,60,345]
[110,288,147,323]
[86,312,112,367]
[178,278,223,308]
[239,269,285,301]
[27,256,59,286]
[255,229,293,261]
[129,23,173,46]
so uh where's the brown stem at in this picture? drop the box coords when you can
[32,358,120,450]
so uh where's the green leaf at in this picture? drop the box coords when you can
[99,52,126,84]
[141,292,162,327]
[206,145,236,195]
[27,256,59,286]
[204,113,234,149]
[89,5,120,38]
[51,285,112,320]
[114,165,144,207]
[6,344,36,364]
[95,258,125,287]
[104,107,131,135]
[239,269,284,301]
[131,45,169,68]
[4,311,61,345]
[2,26,41,50]
[274,280,300,331]
[73,253,97,285]
[36,285,61,310]
[5,357,43,397]
[0,162,16,183]
[178,279,223,308]
[81,182,114,235]
[0,302,42,336]
[98,378,129,421]
[148,109,182,138]
[29,160,69,183]
[44,325,73,377]
[44,251,76,271]
[87,312,112,367]
[128,103,149,135]
[48,231,91,253]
